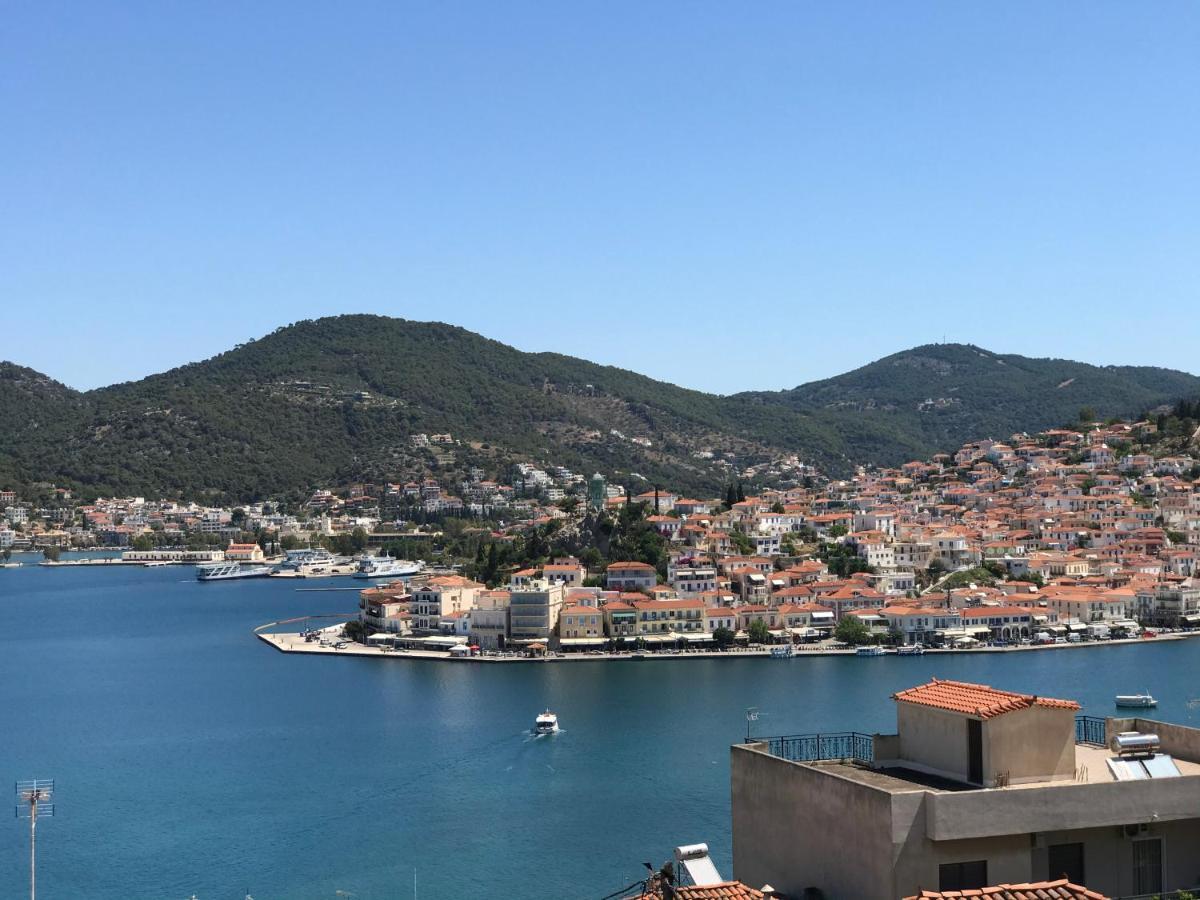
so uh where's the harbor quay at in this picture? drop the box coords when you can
[255,619,1200,664]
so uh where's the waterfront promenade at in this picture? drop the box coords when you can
[255,620,1200,663]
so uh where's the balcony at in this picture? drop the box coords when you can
[762,732,874,765]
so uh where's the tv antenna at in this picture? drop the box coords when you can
[745,707,760,742]
[15,779,54,900]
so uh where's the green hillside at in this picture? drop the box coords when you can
[742,343,1200,461]
[2,323,1197,501]
[0,317,871,499]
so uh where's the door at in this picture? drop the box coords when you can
[1132,838,1162,895]
[967,719,983,784]
[1047,842,1084,884]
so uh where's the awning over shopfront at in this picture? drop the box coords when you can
[559,637,606,647]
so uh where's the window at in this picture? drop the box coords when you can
[938,860,987,892]
[1132,838,1162,895]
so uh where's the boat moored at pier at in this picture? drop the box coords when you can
[197,562,274,581]
[352,553,425,579]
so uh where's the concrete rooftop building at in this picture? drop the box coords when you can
[731,679,1200,899]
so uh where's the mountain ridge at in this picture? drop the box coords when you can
[2,317,1197,500]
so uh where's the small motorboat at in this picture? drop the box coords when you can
[770,645,795,659]
[896,645,925,656]
[1115,693,1157,708]
[534,710,559,734]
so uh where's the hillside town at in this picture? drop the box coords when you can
[8,416,1200,657]
[347,417,1200,655]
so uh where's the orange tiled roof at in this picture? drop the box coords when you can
[904,878,1107,900]
[633,882,765,900]
[892,678,1080,719]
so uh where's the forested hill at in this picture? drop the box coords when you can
[740,343,1200,460]
[1,320,1197,501]
[0,317,897,499]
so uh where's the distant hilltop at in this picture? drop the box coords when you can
[2,315,1198,500]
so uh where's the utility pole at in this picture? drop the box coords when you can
[15,779,54,900]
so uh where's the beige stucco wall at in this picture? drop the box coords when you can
[732,743,1200,899]
[892,832,1032,895]
[897,703,971,782]
[731,745,902,900]
[984,706,1076,785]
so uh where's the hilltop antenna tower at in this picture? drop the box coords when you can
[15,779,54,900]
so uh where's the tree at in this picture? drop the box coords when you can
[747,618,771,644]
[1,548,11,562]
[1078,406,1096,423]
[712,626,735,649]
[131,533,155,552]
[580,547,602,573]
[730,531,754,555]
[343,619,367,642]
[41,545,61,562]
[835,616,872,645]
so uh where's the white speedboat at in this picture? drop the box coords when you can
[197,562,274,581]
[896,645,925,656]
[352,553,425,579]
[534,710,559,734]
[1115,693,1157,708]
[770,645,795,659]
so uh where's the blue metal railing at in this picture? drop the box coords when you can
[1075,715,1107,747]
[762,732,874,764]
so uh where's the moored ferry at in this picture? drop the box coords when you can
[196,562,274,581]
[352,554,425,579]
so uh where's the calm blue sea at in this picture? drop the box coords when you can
[2,555,1199,899]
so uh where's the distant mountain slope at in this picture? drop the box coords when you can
[1,325,1197,500]
[0,317,882,499]
[741,343,1200,458]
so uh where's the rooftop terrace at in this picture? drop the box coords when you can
[753,715,1200,793]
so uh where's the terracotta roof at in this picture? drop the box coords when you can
[892,679,1080,719]
[633,882,765,900]
[904,878,1107,899]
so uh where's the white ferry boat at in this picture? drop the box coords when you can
[855,645,887,657]
[277,547,337,571]
[270,548,354,577]
[352,553,425,579]
[196,562,274,581]
[534,710,559,734]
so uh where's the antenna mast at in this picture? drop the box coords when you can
[15,779,54,900]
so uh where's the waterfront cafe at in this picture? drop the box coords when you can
[932,623,993,646]
[390,634,469,652]
[559,636,607,651]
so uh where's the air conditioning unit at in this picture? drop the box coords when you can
[1122,823,1151,838]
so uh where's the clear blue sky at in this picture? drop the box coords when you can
[2,2,1198,393]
